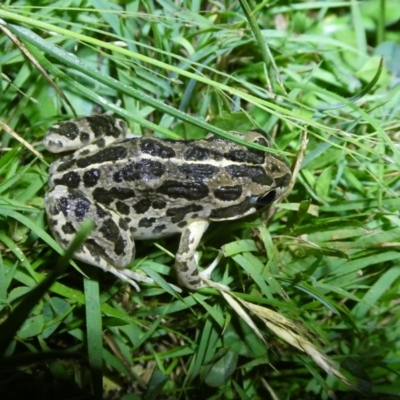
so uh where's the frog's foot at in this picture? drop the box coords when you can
[94,259,153,292]
[196,251,230,291]
[175,221,231,291]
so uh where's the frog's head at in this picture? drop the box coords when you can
[208,129,291,221]
[243,129,291,208]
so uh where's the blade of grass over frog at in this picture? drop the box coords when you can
[239,0,284,93]
[0,221,94,355]
[26,43,180,140]
[83,274,103,399]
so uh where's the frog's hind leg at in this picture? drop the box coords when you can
[45,186,149,291]
[175,221,229,291]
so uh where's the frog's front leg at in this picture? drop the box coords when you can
[45,186,150,291]
[175,221,228,290]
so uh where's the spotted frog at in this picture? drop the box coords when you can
[44,115,291,291]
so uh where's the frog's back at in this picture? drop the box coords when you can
[48,134,290,239]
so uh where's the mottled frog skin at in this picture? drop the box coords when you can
[44,115,291,291]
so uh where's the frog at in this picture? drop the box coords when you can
[43,114,291,291]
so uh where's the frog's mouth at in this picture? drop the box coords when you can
[209,192,277,221]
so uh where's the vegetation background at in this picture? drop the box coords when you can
[0,0,399,399]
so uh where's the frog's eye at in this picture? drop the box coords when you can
[254,190,277,207]
[254,136,270,147]
[244,130,271,147]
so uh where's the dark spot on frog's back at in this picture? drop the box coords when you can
[116,201,130,215]
[76,146,128,168]
[51,121,80,140]
[99,218,120,241]
[118,217,129,231]
[177,220,187,228]
[94,138,106,148]
[140,138,176,158]
[54,171,81,188]
[156,180,209,200]
[138,217,156,228]
[95,203,108,218]
[93,187,135,205]
[113,159,165,182]
[224,149,264,164]
[133,199,151,214]
[210,198,252,219]
[183,146,210,161]
[82,168,101,187]
[86,238,108,259]
[87,114,122,138]
[79,149,91,157]
[61,222,76,234]
[54,196,69,216]
[274,173,291,189]
[152,199,166,209]
[178,163,218,179]
[152,224,167,234]
[46,139,63,150]
[56,158,76,172]
[79,131,90,145]
[214,185,242,201]
[166,204,203,223]
[225,165,273,186]
[72,196,91,222]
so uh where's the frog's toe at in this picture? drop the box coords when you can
[197,250,223,280]
[199,276,230,291]
[110,267,153,292]
[198,251,230,291]
[101,265,182,293]
[108,268,143,292]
